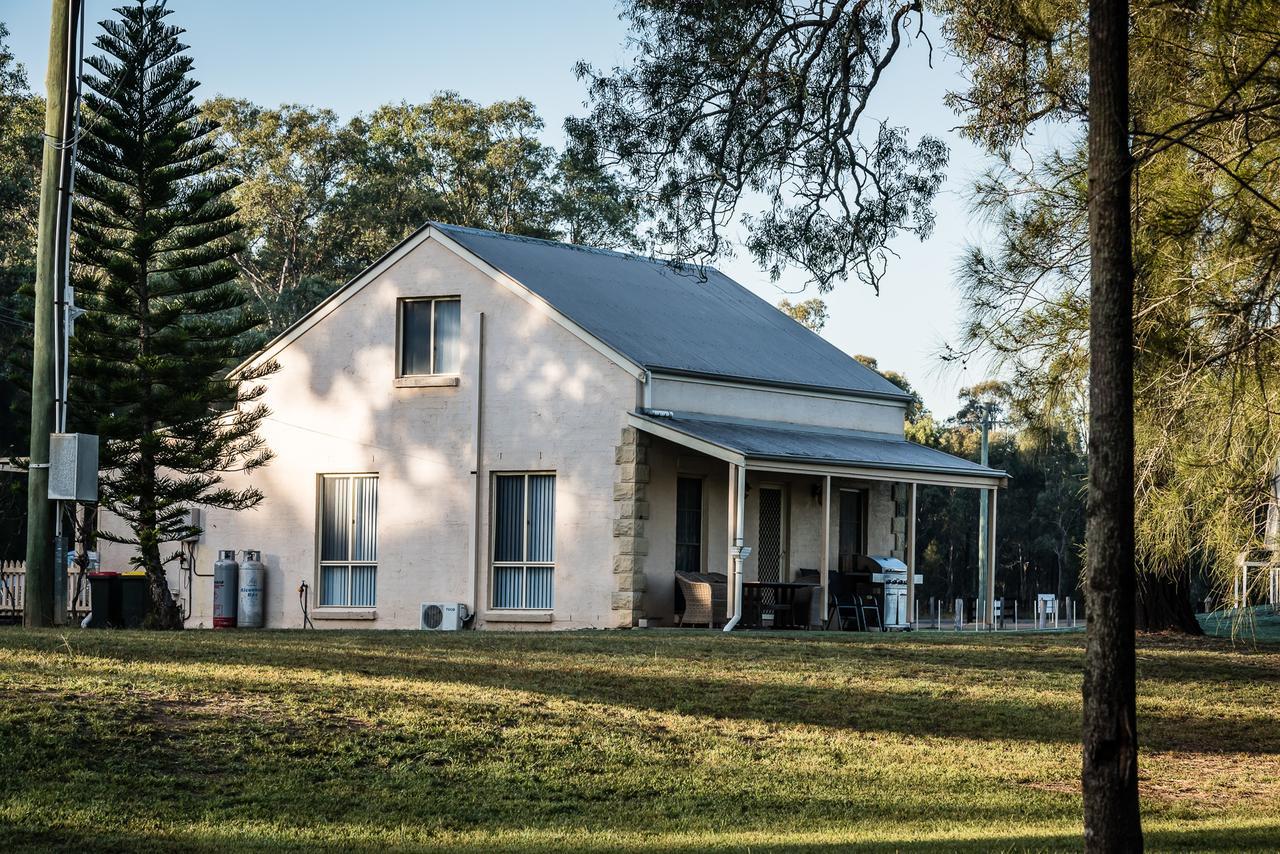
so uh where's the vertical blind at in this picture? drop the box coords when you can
[433,298,460,374]
[400,300,433,375]
[319,474,378,607]
[400,297,461,376]
[492,473,555,609]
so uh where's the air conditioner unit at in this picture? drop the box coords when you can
[421,602,469,631]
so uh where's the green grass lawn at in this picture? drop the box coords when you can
[1,627,1277,852]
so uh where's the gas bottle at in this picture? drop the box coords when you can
[237,550,266,629]
[213,550,239,628]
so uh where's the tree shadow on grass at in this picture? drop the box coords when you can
[4,629,1279,754]
[5,636,1086,746]
[6,820,1280,854]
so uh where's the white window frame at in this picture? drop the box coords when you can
[316,473,378,608]
[490,471,556,611]
[397,296,461,377]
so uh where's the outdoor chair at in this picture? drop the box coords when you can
[826,571,864,631]
[860,594,883,631]
[794,569,821,628]
[780,583,815,630]
[675,571,726,627]
[706,572,728,621]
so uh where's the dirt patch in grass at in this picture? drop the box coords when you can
[1141,751,1280,806]
[1024,751,1280,807]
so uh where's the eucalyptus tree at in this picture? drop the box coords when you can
[573,0,947,291]
[777,297,829,332]
[201,97,355,332]
[342,95,643,254]
[210,93,642,332]
[72,1,275,627]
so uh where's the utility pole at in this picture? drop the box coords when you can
[976,402,992,628]
[24,0,81,628]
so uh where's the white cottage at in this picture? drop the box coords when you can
[101,223,1006,630]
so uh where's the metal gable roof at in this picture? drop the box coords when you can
[431,223,910,399]
[632,412,1008,481]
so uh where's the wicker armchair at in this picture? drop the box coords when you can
[675,571,727,627]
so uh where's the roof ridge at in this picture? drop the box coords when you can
[429,221,722,275]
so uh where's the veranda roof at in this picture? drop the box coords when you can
[630,411,1007,489]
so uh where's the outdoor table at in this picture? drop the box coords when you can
[742,581,815,629]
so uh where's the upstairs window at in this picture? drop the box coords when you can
[400,297,460,376]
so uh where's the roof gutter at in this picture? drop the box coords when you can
[745,452,1010,481]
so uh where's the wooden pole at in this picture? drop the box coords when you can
[25,0,77,628]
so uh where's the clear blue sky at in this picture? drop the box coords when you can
[5,0,1001,416]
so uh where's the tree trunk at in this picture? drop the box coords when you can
[137,450,182,630]
[1135,571,1202,634]
[139,530,182,630]
[1083,0,1143,849]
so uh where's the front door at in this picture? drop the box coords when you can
[757,485,787,583]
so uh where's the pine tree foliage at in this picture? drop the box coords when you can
[71,1,275,627]
[0,24,42,561]
[940,0,1280,623]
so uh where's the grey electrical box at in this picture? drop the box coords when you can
[48,433,99,502]
[181,507,202,542]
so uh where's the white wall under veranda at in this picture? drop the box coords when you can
[647,373,907,436]
[640,436,899,625]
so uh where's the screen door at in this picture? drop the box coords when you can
[757,486,786,583]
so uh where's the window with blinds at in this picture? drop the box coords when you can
[399,296,460,376]
[491,473,555,610]
[318,474,378,607]
[676,476,703,573]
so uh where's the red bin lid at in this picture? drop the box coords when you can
[87,571,120,578]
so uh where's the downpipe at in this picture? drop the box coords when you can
[723,464,748,632]
[723,552,745,631]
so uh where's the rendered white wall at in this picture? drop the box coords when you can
[648,373,907,435]
[99,235,637,630]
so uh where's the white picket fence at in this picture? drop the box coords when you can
[0,560,93,621]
